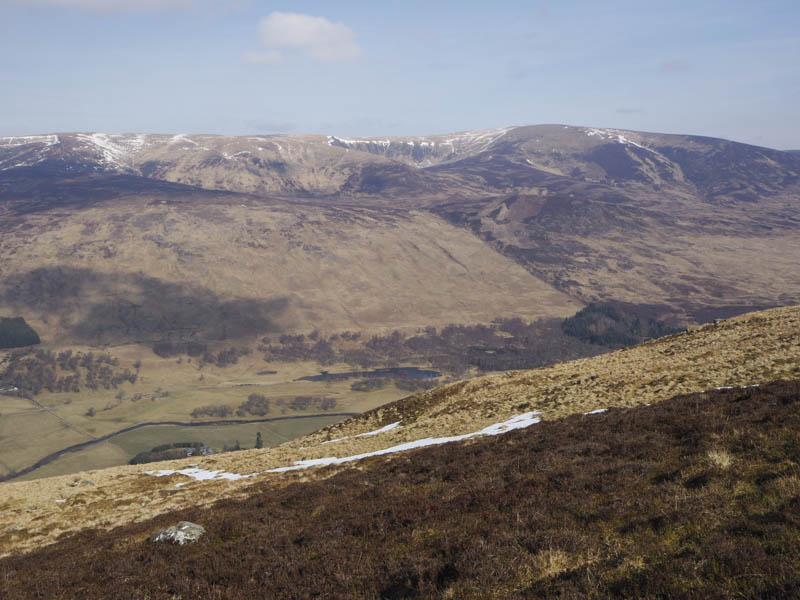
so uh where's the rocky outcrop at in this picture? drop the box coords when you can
[149,521,206,545]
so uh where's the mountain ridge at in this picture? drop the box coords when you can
[2,123,799,338]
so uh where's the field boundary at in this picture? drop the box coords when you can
[0,412,358,483]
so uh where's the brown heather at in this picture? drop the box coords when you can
[0,305,799,561]
[2,380,800,598]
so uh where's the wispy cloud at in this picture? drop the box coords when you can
[616,107,645,114]
[245,12,362,64]
[659,58,692,73]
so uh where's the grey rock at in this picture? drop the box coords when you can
[149,521,206,545]
[70,480,95,487]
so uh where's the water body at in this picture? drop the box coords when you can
[297,367,442,382]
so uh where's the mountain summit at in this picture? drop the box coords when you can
[1,124,798,344]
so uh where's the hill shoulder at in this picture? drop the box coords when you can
[0,304,798,557]
[3,379,800,598]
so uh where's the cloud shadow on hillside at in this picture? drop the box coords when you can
[2,266,289,344]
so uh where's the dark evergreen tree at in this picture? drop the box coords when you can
[0,317,41,349]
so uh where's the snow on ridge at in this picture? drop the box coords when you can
[329,136,392,148]
[268,411,542,473]
[170,133,194,145]
[0,134,60,147]
[328,126,512,156]
[584,127,652,151]
[75,133,131,167]
[166,133,213,152]
[442,126,513,151]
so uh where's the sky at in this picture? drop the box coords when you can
[0,0,798,148]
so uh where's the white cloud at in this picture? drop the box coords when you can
[251,12,362,63]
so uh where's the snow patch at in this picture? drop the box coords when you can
[170,133,196,146]
[76,133,128,167]
[322,420,402,445]
[703,384,760,393]
[0,134,59,147]
[356,420,402,437]
[328,127,512,160]
[146,467,258,482]
[585,128,650,151]
[584,408,608,415]
[268,412,541,473]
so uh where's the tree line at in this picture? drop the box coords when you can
[191,393,337,420]
[0,348,137,398]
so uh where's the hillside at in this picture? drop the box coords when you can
[2,126,799,338]
[1,304,798,561]
[1,124,799,484]
[2,377,800,596]
[0,190,574,344]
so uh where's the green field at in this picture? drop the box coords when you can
[0,348,424,480]
[17,415,347,481]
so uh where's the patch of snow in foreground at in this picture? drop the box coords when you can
[321,420,402,445]
[584,408,608,415]
[267,412,542,473]
[703,384,761,393]
[356,420,402,437]
[55,499,67,503]
[146,467,258,482]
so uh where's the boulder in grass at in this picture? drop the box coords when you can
[149,521,206,545]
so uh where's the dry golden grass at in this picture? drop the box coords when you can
[706,448,735,470]
[1,304,798,557]
[0,200,577,345]
[531,548,590,580]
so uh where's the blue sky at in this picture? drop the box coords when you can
[1,0,798,148]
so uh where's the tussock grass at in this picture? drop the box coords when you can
[707,448,735,470]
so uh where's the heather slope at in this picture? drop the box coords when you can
[3,380,800,599]
[1,304,798,558]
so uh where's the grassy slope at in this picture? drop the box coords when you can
[3,380,800,598]
[0,304,798,557]
[0,199,576,344]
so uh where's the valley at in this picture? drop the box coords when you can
[4,3,797,596]
[1,124,799,484]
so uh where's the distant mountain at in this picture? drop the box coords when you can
[1,125,799,345]
[3,126,798,204]
[786,149,800,155]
